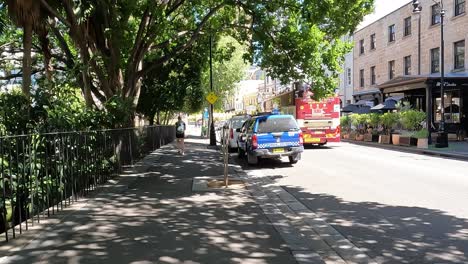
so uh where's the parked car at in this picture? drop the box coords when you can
[224,115,250,151]
[237,114,304,165]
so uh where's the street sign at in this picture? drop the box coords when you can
[206,92,218,105]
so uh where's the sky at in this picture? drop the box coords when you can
[357,0,411,30]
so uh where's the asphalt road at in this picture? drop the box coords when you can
[238,142,468,264]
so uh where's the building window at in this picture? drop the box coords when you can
[370,66,376,85]
[404,56,411,75]
[431,47,440,73]
[359,69,364,87]
[359,39,365,54]
[347,68,351,85]
[454,40,465,69]
[388,24,395,42]
[404,17,411,36]
[455,0,465,16]
[370,34,376,50]
[432,4,441,25]
[388,60,395,80]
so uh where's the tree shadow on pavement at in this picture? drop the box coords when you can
[4,141,295,264]
[278,184,468,264]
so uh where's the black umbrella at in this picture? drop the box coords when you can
[342,104,359,113]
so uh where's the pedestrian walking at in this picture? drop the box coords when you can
[175,116,186,155]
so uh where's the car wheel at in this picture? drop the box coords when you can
[288,153,301,164]
[238,147,245,158]
[247,152,258,165]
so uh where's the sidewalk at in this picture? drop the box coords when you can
[343,139,468,161]
[1,136,296,264]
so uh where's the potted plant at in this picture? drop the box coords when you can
[340,115,351,139]
[413,128,429,148]
[380,112,398,144]
[353,114,367,141]
[365,113,381,142]
[400,110,426,146]
[399,131,415,146]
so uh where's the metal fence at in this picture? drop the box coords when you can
[0,126,175,243]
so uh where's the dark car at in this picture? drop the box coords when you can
[237,114,304,165]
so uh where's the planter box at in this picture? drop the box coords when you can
[410,137,418,146]
[342,133,350,139]
[399,136,411,146]
[392,134,400,145]
[379,135,391,144]
[355,134,364,141]
[364,134,373,142]
[417,138,428,149]
[372,134,379,142]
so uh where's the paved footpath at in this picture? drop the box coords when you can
[1,137,295,264]
[1,134,379,264]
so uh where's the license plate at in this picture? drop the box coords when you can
[305,138,321,143]
[273,148,284,153]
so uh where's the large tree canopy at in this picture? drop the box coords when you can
[2,0,374,125]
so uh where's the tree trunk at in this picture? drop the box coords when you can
[22,23,33,99]
[156,111,161,125]
[79,49,95,108]
[148,112,155,125]
[39,33,53,82]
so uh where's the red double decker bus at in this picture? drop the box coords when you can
[294,95,341,146]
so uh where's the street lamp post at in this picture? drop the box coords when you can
[209,34,216,146]
[412,0,448,148]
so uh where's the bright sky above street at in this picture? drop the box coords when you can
[357,0,411,30]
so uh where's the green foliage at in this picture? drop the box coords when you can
[367,113,381,128]
[340,115,351,132]
[0,89,31,134]
[103,96,134,128]
[201,35,249,111]
[395,101,412,112]
[413,128,429,139]
[380,112,399,135]
[138,37,209,122]
[400,110,426,131]
[2,0,375,120]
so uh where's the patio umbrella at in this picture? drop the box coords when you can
[355,105,371,114]
[342,104,359,113]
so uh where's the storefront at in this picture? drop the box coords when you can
[379,74,468,136]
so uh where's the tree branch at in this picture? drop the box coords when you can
[0,69,41,80]
[40,0,71,27]
[50,22,75,68]
[138,3,225,78]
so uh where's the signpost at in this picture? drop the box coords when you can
[206,92,218,105]
[206,92,218,145]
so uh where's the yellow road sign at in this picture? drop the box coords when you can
[206,92,218,105]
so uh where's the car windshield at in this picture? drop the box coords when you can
[256,116,299,133]
[232,118,247,128]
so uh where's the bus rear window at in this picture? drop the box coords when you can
[256,117,299,133]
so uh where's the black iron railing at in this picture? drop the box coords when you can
[0,126,175,242]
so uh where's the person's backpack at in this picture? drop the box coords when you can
[176,122,185,134]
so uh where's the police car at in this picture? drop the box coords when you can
[237,113,304,165]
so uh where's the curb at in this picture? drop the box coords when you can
[342,139,468,161]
